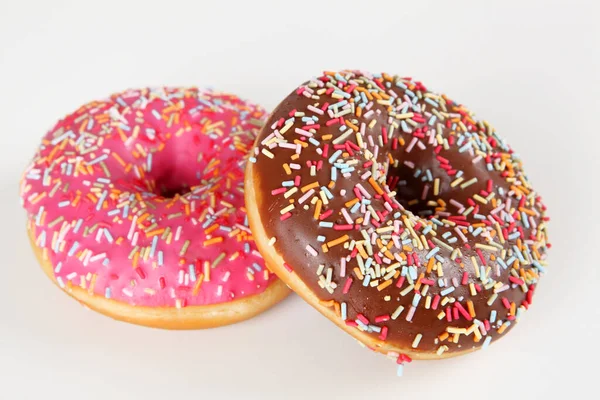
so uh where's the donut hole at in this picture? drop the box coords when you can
[157,182,191,198]
[387,164,439,217]
[150,166,195,199]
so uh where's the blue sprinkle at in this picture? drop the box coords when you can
[282,180,295,187]
[490,310,497,323]
[252,263,262,272]
[355,319,368,331]
[317,235,326,242]
[440,286,455,296]
[322,186,334,199]
[319,221,334,228]
[424,98,439,108]
[397,364,404,377]
[497,258,508,270]
[401,120,410,132]
[408,266,417,280]
[426,247,440,259]
[458,141,473,153]
[67,241,79,257]
[508,232,521,240]
[158,251,164,266]
[341,302,347,320]
[521,212,530,228]
[412,293,422,307]
[105,287,111,299]
[328,100,348,109]
[532,260,546,273]
[96,191,108,211]
[244,243,250,253]
[369,325,382,333]
[425,169,433,182]
[482,336,492,349]
[329,150,342,164]
[102,258,110,266]
[150,236,158,258]
[189,264,197,281]
[363,274,371,287]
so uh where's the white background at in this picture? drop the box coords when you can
[1,0,598,398]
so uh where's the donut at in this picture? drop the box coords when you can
[20,87,289,329]
[245,71,549,365]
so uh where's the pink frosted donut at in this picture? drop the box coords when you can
[20,87,289,328]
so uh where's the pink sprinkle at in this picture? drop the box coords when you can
[298,189,315,204]
[509,276,525,285]
[319,209,333,220]
[375,314,390,323]
[462,271,469,285]
[405,306,416,322]
[334,224,353,231]
[280,212,292,221]
[406,137,418,152]
[379,326,388,340]
[455,302,472,321]
[342,277,353,294]
[395,276,405,288]
[432,294,441,310]
[271,188,287,195]
[305,245,318,257]
[356,313,369,325]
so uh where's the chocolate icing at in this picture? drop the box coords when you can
[251,71,548,355]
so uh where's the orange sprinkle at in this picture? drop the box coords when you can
[368,177,384,195]
[467,300,476,318]
[327,235,349,248]
[203,237,224,246]
[377,279,393,291]
[353,267,364,280]
[301,181,320,193]
[313,199,322,220]
[192,274,204,296]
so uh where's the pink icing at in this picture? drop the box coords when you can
[20,87,277,307]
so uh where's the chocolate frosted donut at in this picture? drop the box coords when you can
[245,71,549,362]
